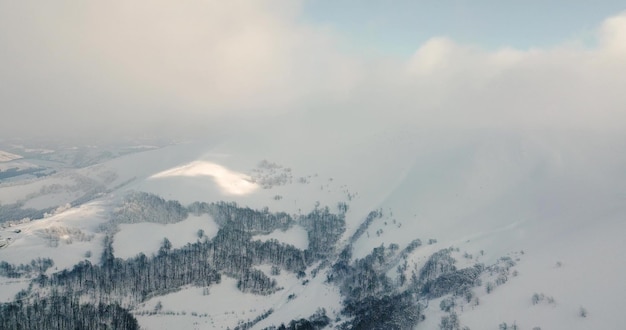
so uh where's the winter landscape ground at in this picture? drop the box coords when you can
[1,128,624,329]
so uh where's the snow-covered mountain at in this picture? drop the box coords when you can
[0,128,624,329]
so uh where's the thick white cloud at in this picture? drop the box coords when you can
[599,12,626,54]
[0,0,356,138]
[387,12,626,130]
[0,1,624,139]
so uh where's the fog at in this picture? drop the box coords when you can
[1,1,625,140]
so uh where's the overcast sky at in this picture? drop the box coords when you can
[1,0,625,140]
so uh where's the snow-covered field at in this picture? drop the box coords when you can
[0,201,109,302]
[253,225,309,250]
[135,270,343,330]
[0,128,624,329]
[0,201,107,264]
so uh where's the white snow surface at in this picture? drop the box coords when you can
[150,160,259,196]
[135,265,342,330]
[0,201,107,267]
[253,225,309,250]
[113,215,219,259]
[0,201,109,301]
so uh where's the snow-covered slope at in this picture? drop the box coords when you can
[113,215,219,259]
[0,128,624,329]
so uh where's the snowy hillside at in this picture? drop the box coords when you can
[0,128,624,329]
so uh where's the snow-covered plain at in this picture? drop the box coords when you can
[0,128,625,329]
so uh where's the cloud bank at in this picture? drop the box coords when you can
[0,1,624,139]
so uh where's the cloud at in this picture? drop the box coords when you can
[599,12,626,54]
[0,0,355,138]
[369,12,626,131]
[0,1,624,140]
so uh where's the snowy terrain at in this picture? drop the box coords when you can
[113,215,219,259]
[253,226,309,251]
[0,128,625,329]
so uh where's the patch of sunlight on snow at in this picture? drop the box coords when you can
[149,160,258,195]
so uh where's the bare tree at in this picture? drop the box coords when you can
[579,306,588,318]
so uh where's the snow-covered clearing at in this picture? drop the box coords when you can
[253,225,309,250]
[0,202,109,301]
[0,202,107,268]
[135,264,342,330]
[113,215,219,259]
